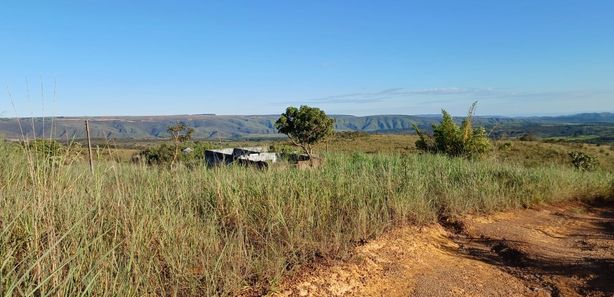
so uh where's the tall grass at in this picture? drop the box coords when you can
[0,142,612,296]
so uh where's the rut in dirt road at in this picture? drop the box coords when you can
[276,200,614,297]
[449,199,614,297]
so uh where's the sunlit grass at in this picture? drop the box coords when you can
[0,141,612,295]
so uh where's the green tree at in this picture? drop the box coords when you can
[414,102,491,158]
[275,105,335,161]
[167,122,194,168]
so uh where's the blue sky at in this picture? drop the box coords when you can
[1,1,613,117]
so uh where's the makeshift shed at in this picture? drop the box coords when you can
[204,147,277,168]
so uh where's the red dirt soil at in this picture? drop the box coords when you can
[274,200,614,297]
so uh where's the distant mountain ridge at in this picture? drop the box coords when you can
[531,112,614,123]
[0,112,613,141]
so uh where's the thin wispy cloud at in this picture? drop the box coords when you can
[284,87,510,105]
[286,88,613,106]
[276,87,614,116]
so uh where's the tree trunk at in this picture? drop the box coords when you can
[305,144,314,167]
[171,138,179,169]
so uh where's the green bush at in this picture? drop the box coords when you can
[414,102,491,158]
[136,143,174,165]
[26,139,64,157]
[569,151,599,171]
[135,141,214,167]
[519,133,539,141]
[498,142,513,150]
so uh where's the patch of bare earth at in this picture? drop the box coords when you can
[273,200,614,297]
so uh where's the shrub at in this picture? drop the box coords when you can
[22,139,76,166]
[134,141,214,168]
[26,139,64,158]
[135,143,174,165]
[499,142,512,150]
[569,151,599,171]
[414,102,491,158]
[519,133,538,141]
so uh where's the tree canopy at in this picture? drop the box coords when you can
[275,105,335,159]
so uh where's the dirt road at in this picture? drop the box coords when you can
[276,200,614,297]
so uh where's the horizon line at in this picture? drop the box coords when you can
[1,111,613,120]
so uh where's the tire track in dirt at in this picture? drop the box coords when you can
[274,200,614,297]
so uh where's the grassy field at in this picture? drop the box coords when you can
[0,135,613,296]
[75,133,614,170]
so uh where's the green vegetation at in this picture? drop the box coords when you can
[0,137,612,295]
[569,151,599,171]
[275,105,335,159]
[134,141,214,167]
[414,103,491,158]
[491,140,614,171]
[26,139,66,157]
[167,122,195,168]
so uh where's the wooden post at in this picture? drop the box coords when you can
[85,120,94,174]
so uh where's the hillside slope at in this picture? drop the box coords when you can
[0,112,612,141]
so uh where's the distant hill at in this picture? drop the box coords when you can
[517,112,614,123]
[0,112,613,143]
